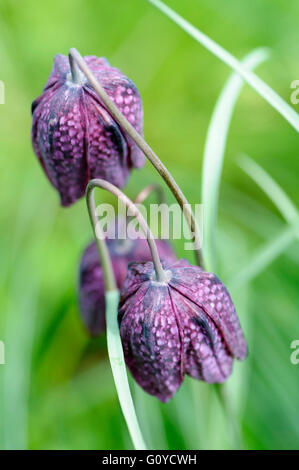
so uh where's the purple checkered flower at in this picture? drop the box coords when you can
[118,259,247,402]
[32,54,144,206]
[79,228,176,336]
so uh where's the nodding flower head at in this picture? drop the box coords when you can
[78,224,177,336]
[32,54,144,206]
[118,259,247,402]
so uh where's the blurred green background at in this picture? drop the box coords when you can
[0,0,298,450]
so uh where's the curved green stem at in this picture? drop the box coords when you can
[105,290,147,450]
[87,179,166,282]
[86,184,116,291]
[85,181,147,450]
[69,47,202,266]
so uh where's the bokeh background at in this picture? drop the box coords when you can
[0,0,298,450]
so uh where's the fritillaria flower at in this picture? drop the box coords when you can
[31,54,144,206]
[79,227,176,336]
[118,259,247,402]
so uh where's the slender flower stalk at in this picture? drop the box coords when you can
[68,52,83,83]
[87,179,166,282]
[86,185,117,292]
[69,48,202,266]
[78,227,176,337]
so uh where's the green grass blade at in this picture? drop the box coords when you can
[105,290,147,450]
[229,215,299,289]
[3,271,40,449]
[201,48,269,271]
[147,0,299,132]
[133,383,168,450]
[1,178,56,449]
[238,154,298,223]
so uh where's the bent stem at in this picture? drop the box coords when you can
[86,185,116,291]
[87,179,166,282]
[86,182,147,450]
[69,47,202,266]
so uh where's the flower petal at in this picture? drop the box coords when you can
[170,264,247,360]
[79,236,176,336]
[170,288,233,382]
[32,54,145,206]
[32,83,88,206]
[84,63,144,169]
[83,92,130,187]
[119,281,184,402]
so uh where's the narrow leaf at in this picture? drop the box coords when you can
[229,215,299,289]
[105,290,147,450]
[238,154,298,223]
[147,0,299,132]
[202,48,269,271]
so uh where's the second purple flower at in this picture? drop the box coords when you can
[79,220,177,336]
